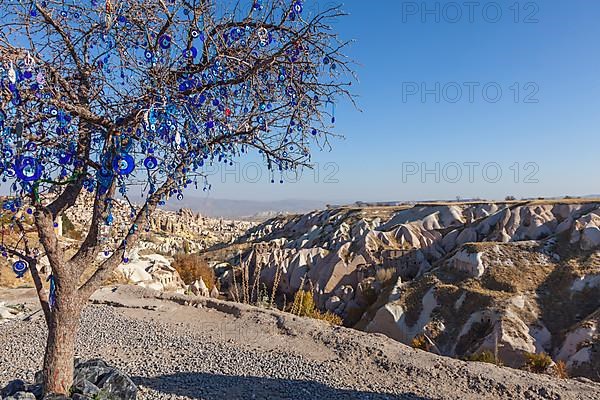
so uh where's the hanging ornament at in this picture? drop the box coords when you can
[97,166,114,195]
[7,62,16,84]
[143,109,150,126]
[105,0,116,29]
[36,72,45,85]
[143,156,158,170]
[331,102,336,124]
[58,151,73,165]
[23,51,35,68]
[112,153,135,175]
[48,274,56,310]
[159,34,172,49]
[14,156,43,182]
[12,260,28,278]
[293,1,303,14]
[257,27,270,46]
[183,47,198,58]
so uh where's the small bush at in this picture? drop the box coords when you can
[465,351,502,366]
[375,266,396,283]
[553,360,569,379]
[411,335,430,351]
[312,310,343,325]
[524,352,553,373]
[291,290,342,325]
[172,254,217,290]
[62,215,82,240]
[291,289,316,316]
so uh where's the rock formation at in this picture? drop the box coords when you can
[204,200,600,380]
[62,192,254,256]
[189,279,210,297]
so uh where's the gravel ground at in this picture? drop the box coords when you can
[1,286,600,400]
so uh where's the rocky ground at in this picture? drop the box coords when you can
[1,286,600,400]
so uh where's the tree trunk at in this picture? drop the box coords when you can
[43,293,82,395]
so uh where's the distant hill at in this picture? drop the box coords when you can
[165,196,328,219]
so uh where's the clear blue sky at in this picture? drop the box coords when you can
[4,1,597,204]
[202,0,600,203]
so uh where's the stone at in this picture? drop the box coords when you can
[5,392,37,400]
[189,279,209,297]
[0,304,18,319]
[451,249,485,278]
[96,369,137,400]
[581,226,600,250]
[325,296,342,312]
[77,358,109,369]
[335,285,354,303]
[72,379,101,397]
[71,395,93,400]
[34,370,43,385]
[10,359,136,400]
[0,379,26,397]
[73,364,112,388]
[23,384,42,399]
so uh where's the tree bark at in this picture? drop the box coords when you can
[42,288,83,395]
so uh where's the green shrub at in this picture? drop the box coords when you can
[291,290,342,325]
[524,352,553,373]
[465,351,502,366]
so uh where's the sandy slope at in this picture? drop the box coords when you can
[1,286,599,400]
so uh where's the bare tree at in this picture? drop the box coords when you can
[0,0,353,394]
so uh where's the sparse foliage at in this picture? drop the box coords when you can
[411,334,430,351]
[0,0,353,394]
[172,253,216,289]
[465,351,503,366]
[61,215,82,240]
[523,352,553,373]
[553,360,569,379]
[291,289,342,325]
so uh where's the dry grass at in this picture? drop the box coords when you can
[61,215,83,241]
[553,360,569,379]
[465,351,503,366]
[411,335,430,351]
[375,266,396,284]
[0,267,34,288]
[479,243,556,294]
[198,242,253,266]
[401,275,438,327]
[172,254,217,290]
[104,270,135,286]
[291,289,343,326]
